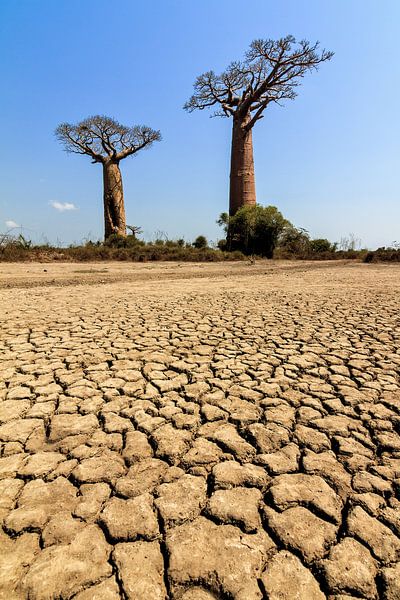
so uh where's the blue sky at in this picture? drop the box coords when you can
[1,0,399,248]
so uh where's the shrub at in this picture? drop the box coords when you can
[277,226,310,257]
[217,239,228,251]
[362,247,400,263]
[193,235,208,249]
[309,238,335,253]
[225,205,290,257]
[104,234,144,248]
[363,252,374,263]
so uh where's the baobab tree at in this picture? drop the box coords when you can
[56,116,161,239]
[185,36,333,215]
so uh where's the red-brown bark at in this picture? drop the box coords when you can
[229,112,256,216]
[103,160,126,239]
[185,37,333,219]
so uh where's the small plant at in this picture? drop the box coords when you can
[104,234,144,248]
[127,225,143,238]
[17,234,32,249]
[309,238,335,253]
[104,234,128,248]
[217,239,228,251]
[193,235,208,249]
[277,226,310,257]
[363,247,400,263]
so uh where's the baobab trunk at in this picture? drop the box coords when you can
[102,160,127,240]
[229,111,256,216]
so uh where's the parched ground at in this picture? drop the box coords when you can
[0,261,399,600]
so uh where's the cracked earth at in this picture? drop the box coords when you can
[0,261,399,599]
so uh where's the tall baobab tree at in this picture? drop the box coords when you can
[185,36,333,215]
[56,116,161,239]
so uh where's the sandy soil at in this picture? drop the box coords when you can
[0,261,399,599]
[0,259,379,288]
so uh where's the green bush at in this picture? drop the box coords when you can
[224,205,290,257]
[277,226,310,257]
[309,238,336,253]
[364,252,374,263]
[363,247,400,263]
[0,238,249,263]
[104,234,145,248]
[217,239,228,251]
[193,235,208,249]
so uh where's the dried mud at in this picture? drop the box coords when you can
[0,261,399,599]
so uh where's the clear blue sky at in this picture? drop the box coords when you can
[1,0,399,248]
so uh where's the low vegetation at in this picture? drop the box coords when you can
[0,233,244,263]
[217,205,372,260]
[363,247,400,263]
[1,208,396,263]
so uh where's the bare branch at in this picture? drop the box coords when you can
[55,116,161,163]
[116,126,162,160]
[184,36,333,125]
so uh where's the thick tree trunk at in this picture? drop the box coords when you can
[229,111,256,216]
[102,160,127,240]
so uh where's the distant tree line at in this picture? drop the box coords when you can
[2,223,398,263]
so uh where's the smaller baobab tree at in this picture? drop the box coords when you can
[127,225,143,239]
[184,37,333,216]
[56,116,161,240]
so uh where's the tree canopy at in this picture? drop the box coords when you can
[184,36,333,129]
[55,115,161,163]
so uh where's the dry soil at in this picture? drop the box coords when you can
[0,261,399,599]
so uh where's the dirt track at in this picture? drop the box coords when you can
[0,261,399,599]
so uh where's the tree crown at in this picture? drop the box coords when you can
[55,115,161,163]
[184,36,333,129]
